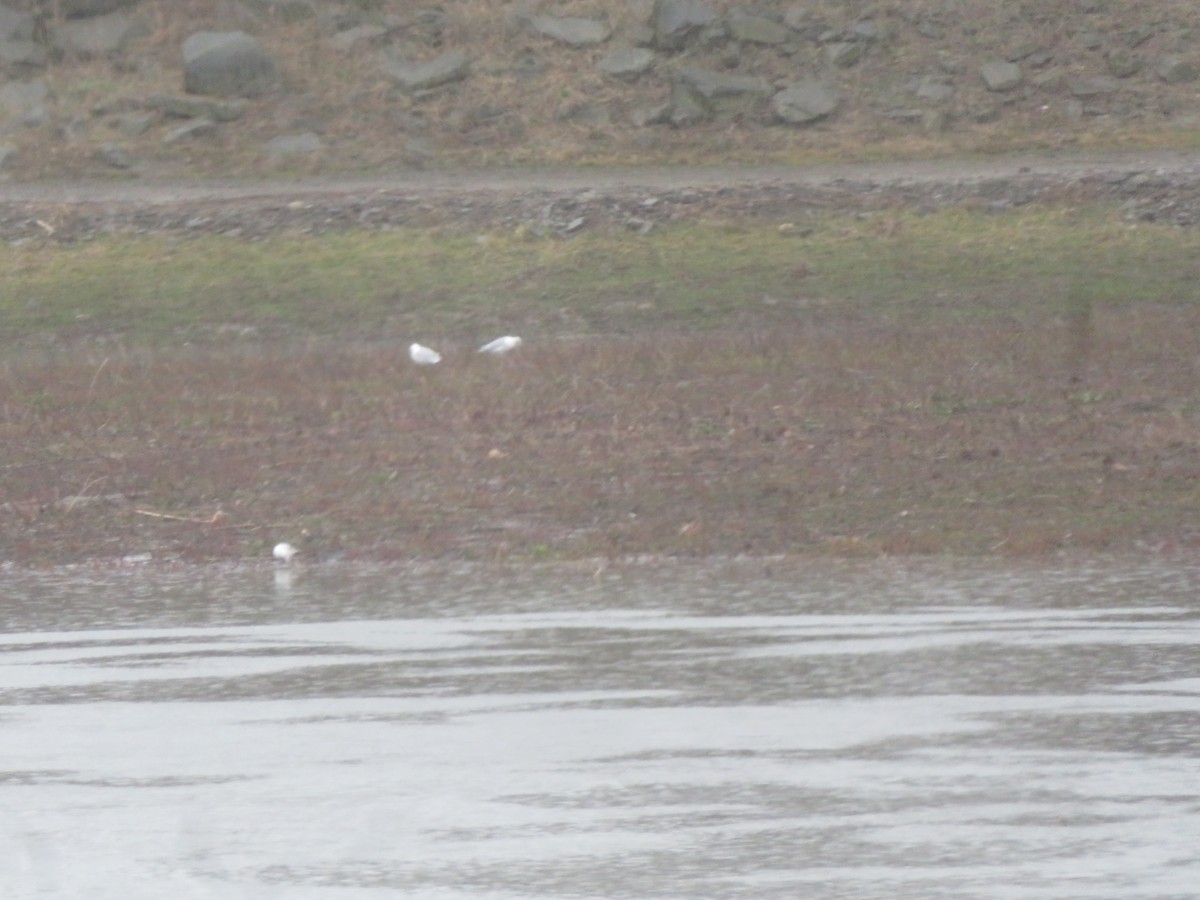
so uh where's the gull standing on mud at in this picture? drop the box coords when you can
[478,335,522,354]
[273,542,298,563]
[409,342,442,365]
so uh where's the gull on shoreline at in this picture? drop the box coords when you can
[273,542,298,563]
[410,342,442,365]
[478,335,522,354]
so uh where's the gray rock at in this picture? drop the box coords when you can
[923,109,949,133]
[0,143,15,169]
[162,118,216,144]
[1105,47,1141,77]
[980,60,1022,91]
[598,47,655,79]
[265,131,322,158]
[915,75,954,102]
[381,50,471,91]
[1079,31,1104,50]
[1155,56,1198,83]
[653,0,718,50]
[145,94,246,122]
[59,0,140,17]
[781,6,812,32]
[915,17,945,39]
[327,24,387,53]
[243,0,316,23]
[1030,66,1065,90]
[0,4,41,66]
[668,81,709,125]
[60,113,89,144]
[726,9,789,45]
[676,67,772,119]
[410,8,451,43]
[628,24,656,47]
[183,31,279,98]
[849,20,881,42]
[826,41,866,68]
[557,103,611,124]
[53,10,150,57]
[1071,75,1118,96]
[1124,25,1156,48]
[0,4,34,42]
[1005,42,1041,63]
[528,15,611,47]
[0,79,49,127]
[936,50,963,74]
[631,103,672,127]
[0,40,46,67]
[95,142,134,169]
[771,81,839,124]
[116,111,156,137]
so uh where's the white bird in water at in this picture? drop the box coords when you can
[409,342,442,365]
[478,335,522,354]
[273,542,298,563]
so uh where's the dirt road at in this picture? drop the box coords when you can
[2,148,1199,242]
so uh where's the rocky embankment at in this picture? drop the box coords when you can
[0,1,1199,180]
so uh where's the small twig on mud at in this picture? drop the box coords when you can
[63,476,107,513]
[87,357,110,394]
[134,508,227,525]
[132,508,293,532]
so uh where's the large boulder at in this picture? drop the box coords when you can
[771,81,839,125]
[183,31,279,98]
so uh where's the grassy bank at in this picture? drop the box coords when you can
[2,205,1198,564]
[3,204,1198,343]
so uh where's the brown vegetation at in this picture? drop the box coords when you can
[4,307,1198,566]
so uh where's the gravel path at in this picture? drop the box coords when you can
[2,148,1199,242]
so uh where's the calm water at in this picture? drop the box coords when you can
[2,557,1198,899]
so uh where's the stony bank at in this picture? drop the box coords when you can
[1,0,1199,181]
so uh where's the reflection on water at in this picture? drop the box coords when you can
[1,557,1198,899]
